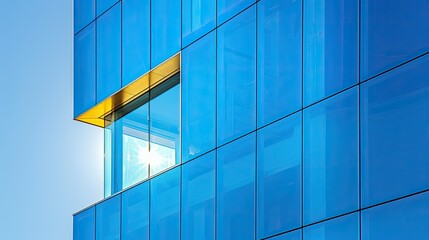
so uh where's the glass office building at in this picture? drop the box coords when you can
[73,0,429,239]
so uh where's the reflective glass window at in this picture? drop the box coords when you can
[303,87,359,224]
[257,112,302,238]
[74,0,95,34]
[362,192,429,240]
[97,0,118,16]
[217,0,255,25]
[96,195,121,240]
[361,0,429,80]
[151,0,181,67]
[119,98,150,190]
[270,230,302,240]
[104,77,180,194]
[257,0,302,127]
[217,133,255,240]
[182,31,216,162]
[105,117,128,194]
[303,0,358,106]
[104,125,113,197]
[73,207,95,240]
[182,152,215,240]
[217,6,256,146]
[149,80,180,176]
[74,23,96,117]
[150,167,180,240]
[122,0,150,86]
[97,3,121,102]
[361,55,429,207]
[182,0,216,47]
[303,213,359,240]
[122,182,149,240]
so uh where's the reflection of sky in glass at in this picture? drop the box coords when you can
[150,141,176,176]
[122,134,148,189]
[121,131,176,189]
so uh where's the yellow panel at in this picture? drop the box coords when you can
[75,53,180,127]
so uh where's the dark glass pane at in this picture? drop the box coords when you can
[303,87,359,224]
[122,182,149,240]
[97,0,118,16]
[122,0,150,86]
[257,0,302,127]
[361,55,429,207]
[73,207,95,240]
[74,0,95,34]
[303,0,358,106]
[257,112,302,238]
[217,133,255,240]
[182,152,215,240]
[151,0,181,67]
[96,195,121,240]
[96,3,121,102]
[270,230,302,240]
[217,0,255,25]
[150,81,180,176]
[303,213,359,240]
[74,23,96,117]
[150,167,181,240]
[182,0,216,47]
[182,31,216,162]
[361,0,429,80]
[217,6,256,146]
[362,192,429,240]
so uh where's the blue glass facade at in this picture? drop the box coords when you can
[73,0,429,239]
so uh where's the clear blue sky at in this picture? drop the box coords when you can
[0,0,104,239]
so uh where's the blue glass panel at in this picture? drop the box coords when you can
[96,195,121,240]
[217,133,255,240]
[120,100,150,189]
[151,0,181,67]
[182,0,216,47]
[303,0,358,106]
[74,207,95,240]
[303,87,359,224]
[112,118,124,193]
[122,182,149,240]
[217,6,256,146]
[150,82,180,176]
[74,0,95,34]
[362,192,429,240]
[257,0,302,127]
[97,0,118,16]
[104,125,113,197]
[217,0,255,25]
[97,3,121,102]
[182,32,216,162]
[270,230,302,240]
[303,213,359,240]
[122,0,150,86]
[182,152,215,240]
[361,55,429,207]
[257,112,302,238]
[74,23,96,117]
[361,0,429,80]
[150,167,180,240]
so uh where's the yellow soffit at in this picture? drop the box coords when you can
[75,53,181,127]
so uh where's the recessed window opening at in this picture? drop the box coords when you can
[104,73,180,197]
